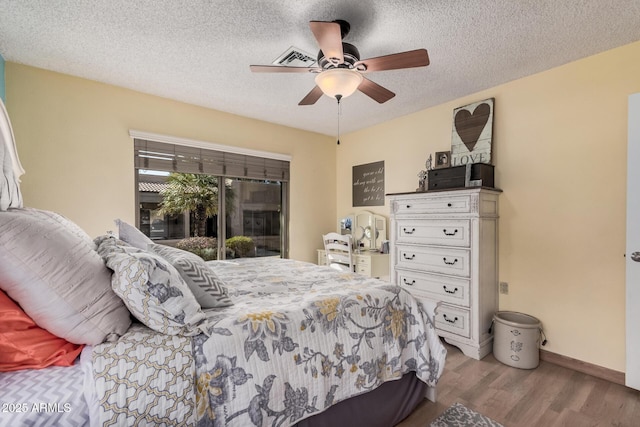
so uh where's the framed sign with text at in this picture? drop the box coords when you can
[352,161,385,207]
[451,98,494,166]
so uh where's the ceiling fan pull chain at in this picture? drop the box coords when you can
[336,94,342,145]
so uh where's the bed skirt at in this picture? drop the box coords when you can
[294,373,428,427]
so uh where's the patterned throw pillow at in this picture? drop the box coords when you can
[95,235,206,336]
[148,244,233,309]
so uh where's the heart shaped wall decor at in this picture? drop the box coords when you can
[454,102,491,153]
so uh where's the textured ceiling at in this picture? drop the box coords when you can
[1,0,639,137]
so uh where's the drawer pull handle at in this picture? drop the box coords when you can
[443,285,458,294]
[443,314,459,324]
[403,253,416,260]
[443,257,458,265]
[403,278,416,286]
[443,228,458,236]
[447,203,452,207]
[406,204,412,209]
[403,227,416,234]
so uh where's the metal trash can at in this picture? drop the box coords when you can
[492,311,542,369]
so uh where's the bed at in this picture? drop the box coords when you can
[1,254,445,426]
[0,97,446,426]
[1,250,446,425]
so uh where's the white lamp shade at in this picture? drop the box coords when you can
[315,68,363,99]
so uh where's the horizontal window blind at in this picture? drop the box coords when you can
[134,139,290,181]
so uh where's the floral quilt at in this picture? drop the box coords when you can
[93,258,446,427]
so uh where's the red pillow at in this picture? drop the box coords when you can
[0,290,84,371]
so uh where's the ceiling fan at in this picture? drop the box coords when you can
[250,20,430,106]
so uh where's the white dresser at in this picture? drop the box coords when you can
[388,188,500,359]
[317,249,390,279]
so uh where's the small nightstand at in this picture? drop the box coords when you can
[317,249,390,280]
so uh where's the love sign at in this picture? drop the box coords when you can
[451,98,494,166]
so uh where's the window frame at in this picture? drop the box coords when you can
[130,130,290,259]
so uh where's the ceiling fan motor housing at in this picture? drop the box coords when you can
[317,42,360,69]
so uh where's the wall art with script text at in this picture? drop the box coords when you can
[352,161,385,207]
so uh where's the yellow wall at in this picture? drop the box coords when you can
[5,63,336,263]
[337,40,640,371]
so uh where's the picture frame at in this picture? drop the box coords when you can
[434,151,451,169]
[352,161,385,207]
[450,98,494,167]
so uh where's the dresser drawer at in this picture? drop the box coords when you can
[397,269,470,307]
[355,254,370,266]
[395,245,470,277]
[396,219,470,247]
[317,249,327,266]
[393,194,472,215]
[355,255,371,275]
[435,304,470,338]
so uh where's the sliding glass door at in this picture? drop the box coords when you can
[133,137,290,259]
[224,178,283,258]
[136,169,286,259]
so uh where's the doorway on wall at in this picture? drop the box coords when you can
[626,92,640,390]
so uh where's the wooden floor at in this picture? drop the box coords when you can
[397,343,640,427]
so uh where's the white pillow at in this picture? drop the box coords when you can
[0,208,131,344]
[95,235,206,336]
[148,244,233,308]
[114,218,153,250]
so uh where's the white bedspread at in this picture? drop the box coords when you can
[0,258,446,427]
[91,258,447,427]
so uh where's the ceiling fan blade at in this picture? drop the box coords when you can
[250,65,320,73]
[355,49,430,73]
[358,78,396,103]
[309,21,344,64]
[298,86,324,106]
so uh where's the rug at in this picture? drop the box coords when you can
[430,402,504,427]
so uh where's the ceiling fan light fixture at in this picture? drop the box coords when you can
[315,68,363,100]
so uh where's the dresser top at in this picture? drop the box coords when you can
[386,187,502,197]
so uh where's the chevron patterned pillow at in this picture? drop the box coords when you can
[148,244,233,308]
[95,236,206,336]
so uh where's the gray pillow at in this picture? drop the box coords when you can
[148,244,233,308]
[0,208,131,344]
[114,218,153,250]
[95,235,206,336]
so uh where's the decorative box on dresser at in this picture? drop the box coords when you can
[388,187,501,360]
